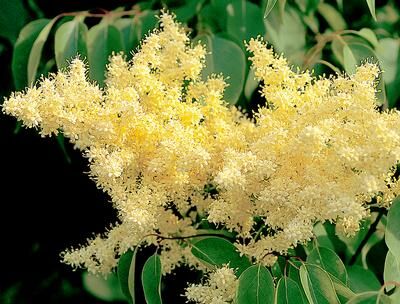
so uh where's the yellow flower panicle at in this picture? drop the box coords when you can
[185,266,238,304]
[3,14,400,280]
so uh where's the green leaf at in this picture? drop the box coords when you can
[197,4,220,33]
[376,38,399,84]
[307,246,347,284]
[343,44,358,75]
[333,37,377,75]
[194,35,246,105]
[244,68,259,101]
[265,0,278,18]
[82,272,126,302]
[12,19,50,90]
[114,18,137,56]
[386,197,400,261]
[288,259,302,282]
[0,0,28,43]
[264,6,306,66]
[275,276,304,304]
[118,249,137,303]
[207,0,230,31]
[302,13,320,34]
[384,251,400,294]
[142,254,162,304]
[226,0,266,46]
[236,264,274,304]
[346,291,392,304]
[191,237,251,275]
[317,3,346,31]
[336,0,343,10]
[365,0,377,21]
[287,260,309,303]
[299,264,340,304]
[347,265,380,293]
[271,256,285,279]
[313,222,335,251]
[54,16,88,70]
[114,11,158,56]
[295,0,320,13]
[134,11,159,42]
[384,40,400,108]
[357,28,379,48]
[331,276,356,303]
[28,18,58,86]
[173,0,206,23]
[336,218,372,263]
[87,19,124,85]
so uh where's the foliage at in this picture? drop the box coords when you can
[2,0,400,303]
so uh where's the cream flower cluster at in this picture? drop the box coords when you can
[3,13,400,281]
[185,266,238,304]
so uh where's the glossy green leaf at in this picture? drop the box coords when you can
[244,68,259,101]
[236,264,274,304]
[113,18,136,56]
[12,19,50,90]
[82,272,126,302]
[313,222,335,251]
[191,237,251,275]
[346,291,392,304]
[195,35,246,105]
[114,12,158,56]
[336,218,372,263]
[134,10,159,41]
[287,259,300,278]
[0,0,28,43]
[366,238,389,279]
[331,276,356,303]
[317,3,346,31]
[386,197,400,261]
[27,18,57,86]
[264,6,306,66]
[206,0,230,31]
[118,249,137,303]
[295,0,320,13]
[265,0,278,17]
[142,254,162,304]
[385,41,400,108]
[271,256,285,279]
[173,0,205,22]
[347,265,380,293]
[54,16,88,69]
[287,260,308,303]
[275,276,304,304]
[333,37,377,75]
[295,0,307,12]
[307,246,347,284]
[343,44,358,75]
[226,0,265,46]
[357,28,379,48]
[302,13,320,33]
[376,38,399,84]
[87,19,123,85]
[365,0,377,21]
[384,251,400,299]
[299,264,340,304]
[198,4,220,33]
